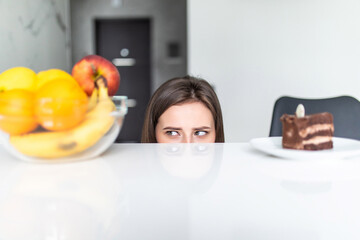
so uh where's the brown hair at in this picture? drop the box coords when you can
[141,75,225,143]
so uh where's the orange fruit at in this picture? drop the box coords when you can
[35,78,88,131]
[36,69,75,90]
[0,89,38,135]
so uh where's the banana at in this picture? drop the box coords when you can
[87,87,98,111]
[9,85,116,159]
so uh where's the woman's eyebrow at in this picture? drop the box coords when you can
[193,126,212,130]
[162,127,182,130]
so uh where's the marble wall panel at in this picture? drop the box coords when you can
[0,0,71,73]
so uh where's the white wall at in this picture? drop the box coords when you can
[0,0,71,72]
[188,0,360,142]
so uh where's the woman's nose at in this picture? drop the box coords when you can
[181,134,193,143]
[181,138,191,143]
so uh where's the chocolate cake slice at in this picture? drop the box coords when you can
[280,112,334,150]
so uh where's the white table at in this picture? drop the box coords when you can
[1,142,360,239]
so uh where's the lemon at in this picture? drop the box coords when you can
[36,69,76,90]
[0,67,37,92]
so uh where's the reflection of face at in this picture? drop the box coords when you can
[157,144,215,179]
[155,101,216,143]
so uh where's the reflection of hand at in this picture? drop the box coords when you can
[157,144,215,179]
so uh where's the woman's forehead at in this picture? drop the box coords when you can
[157,102,214,127]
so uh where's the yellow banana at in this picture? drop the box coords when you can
[9,85,116,159]
[87,87,98,111]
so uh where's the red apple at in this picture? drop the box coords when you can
[71,55,120,96]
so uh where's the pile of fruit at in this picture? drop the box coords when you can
[0,55,121,159]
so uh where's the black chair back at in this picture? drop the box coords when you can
[269,96,360,140]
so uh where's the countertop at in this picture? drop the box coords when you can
[1,142,360,239]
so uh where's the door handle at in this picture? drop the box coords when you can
[112,58,136,67]
[127,99,137,108]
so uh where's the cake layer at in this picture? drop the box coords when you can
[283,140,333,150]
[302,129,334,141]
[299,123,334,138]
[303,141,333,150]
[302,135,332,145]
[281,113,333,129]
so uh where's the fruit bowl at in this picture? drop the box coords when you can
[0,95,128,163]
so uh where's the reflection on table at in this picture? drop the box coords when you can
[1,142,360,239]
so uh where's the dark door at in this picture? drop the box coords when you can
[95,19,151,143]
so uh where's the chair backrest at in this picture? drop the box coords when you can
[269,95,360,140]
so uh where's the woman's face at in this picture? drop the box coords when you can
[155,101,216,143]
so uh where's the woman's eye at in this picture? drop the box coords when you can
[195,131,207,136]
[166,131,179,136]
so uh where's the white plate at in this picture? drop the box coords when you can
[250,137,360,160]
[1,122,120,164]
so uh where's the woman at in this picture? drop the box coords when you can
[141,75,225,143]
